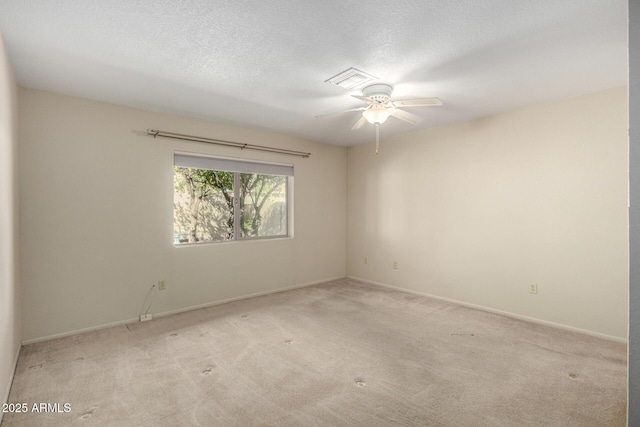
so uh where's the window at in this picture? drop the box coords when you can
[173,152,292,244]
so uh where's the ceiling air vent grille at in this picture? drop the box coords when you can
[325,67,378,90]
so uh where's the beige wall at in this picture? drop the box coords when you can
[19,88,347,342]
[347,87,628,340]
[0,32,20,419]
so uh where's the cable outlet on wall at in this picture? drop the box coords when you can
[158,280,166,290]
[364,257,368,265]
[393,261,398,270]
[529,284,538,294]
[140,313,153,322]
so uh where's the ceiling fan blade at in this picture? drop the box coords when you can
[315,107,366,118]
[392,97,443,108]
[351,115,368,130]
[389,108,422,125]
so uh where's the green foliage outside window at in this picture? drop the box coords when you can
[174,167,287,244]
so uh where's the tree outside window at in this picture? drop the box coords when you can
[173,154,291,244]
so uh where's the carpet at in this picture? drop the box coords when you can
[2,279,627,426]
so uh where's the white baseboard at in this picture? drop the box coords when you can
[1,345,21,425]
[347,276,627,344]
[22,317,140,345]
[151,276,345,321]
[22,276,345,345]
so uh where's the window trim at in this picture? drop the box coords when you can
[173,151,294,245]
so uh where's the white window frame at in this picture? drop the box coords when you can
[174,151,294,245]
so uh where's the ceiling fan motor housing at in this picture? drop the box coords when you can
[362,84,393,103]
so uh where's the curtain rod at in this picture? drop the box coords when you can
[147,129,311,158]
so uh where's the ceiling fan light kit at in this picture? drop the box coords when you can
[362,105,391,124]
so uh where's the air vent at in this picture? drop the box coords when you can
[325,67,378,90]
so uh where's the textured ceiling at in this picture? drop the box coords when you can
[0,0,628,146]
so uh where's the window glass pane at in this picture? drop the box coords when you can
[239,174,287,238]
[173,154,292,245]
[173,167,234,243]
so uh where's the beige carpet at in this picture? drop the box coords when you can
[2,279,627,426]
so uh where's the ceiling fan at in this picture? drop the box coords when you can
[319,83,442,153]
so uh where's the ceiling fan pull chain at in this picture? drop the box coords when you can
[375,123,380,155]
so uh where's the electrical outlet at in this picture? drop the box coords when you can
[140,313,153,322]
[393,261,398,270]
[158,280,166,290]
[529,284,538,294]
[364,257,368,264]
